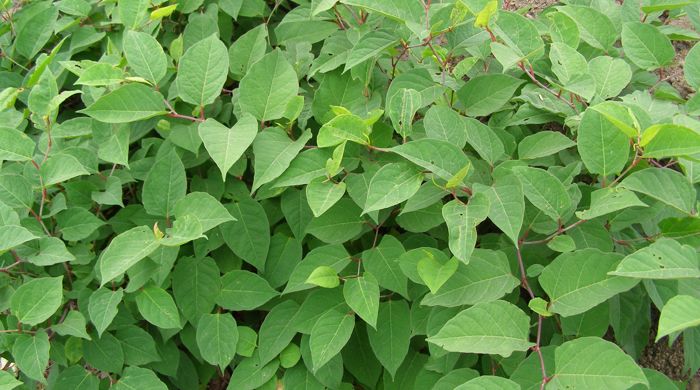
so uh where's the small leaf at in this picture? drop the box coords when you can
[218,270,279,311]
[457,74,524,117]
[0,126,35,162]
[513,166,571,221]
[176,34,229,106]
[142,149,187,217]
[13,332,50,383]
[198,114,258,181]
[88,287,123,337]
[197,313,238,370]
[123,30,167,84]
[364,162,423,214]
[343,273,380,328]
[309,310,354,371]
[306,266,340,288]
[417,255,458,294]
[576,187,647,220]
[11,276,63,326]
[114,367,167,390]
[518,131,576,160]
[442,194,490,263]
[98,226,161,286]
[609,238,700,279]
[135,286,182,329]
[306,179,346,217]
[239,49,299,121]
[528,297,553,317]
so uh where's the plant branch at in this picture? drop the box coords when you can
[518,62,578,112]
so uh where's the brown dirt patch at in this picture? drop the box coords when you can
[505,0,560,14]
[666,17,696,98]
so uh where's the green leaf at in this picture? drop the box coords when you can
[306,179,346,217]
[539,249,639,317]
[552,337,648,389]
[239,49,299,121]
[52,310,91,339]
[427,300,534,357]
[98,226,161,285]
[656,295,700,341]
[0,174,33,209]
[364,162,423,214]
[176,34,229,106]
[173,192,235,232]
[685,42,700,90]
[227,354,279,390]
[252,128,312,192]
[306,198,364,244]
[493,10,544,60]
[362,236,408,297]
[463,118,505,165]
[391,139,472,184]
[118,0,148,29]
[306,266,340,288]
[279,343,301,368]
[388,88,421,138]
[423,105,467,148]
[367,300,411,378]
[518,131,576,160]
[258,300,300,364]
[40,153,90,186]
[343,273,379,328]
[285,244,351,294]
[88,287,123,337]
[620,168,696,214]
[229,25,268,80]
[340,0,424,25]
[609,238,700,279]
[0,370,22,390]
[442,194,490,264]
[621,22,675,70]
[556,5,617,50]
[513,166,571,221]
[0,225,38,252]
[317,114,370,147]
[15,5,58,59]
[588,56,633,100]
[198,114,258,180]
[197,313,238,370]
[575,187,647,220]
[135,286,182,329]
[12,332,50,383]
[172,257,221,324]
[114,367,167,390]
[421,249,519,307]
[417,255,458,294]
[79,83,167,123]
[457,74,524,117]
[641,124,700,159]
[75,63,124,86]
[218,270,279,310]
[11,276,63,326]
[117,326,160,365]
[221,198,271,269]
[577,108,630,176]
[309,310,354,371]
[0,127,35,162]
[589,101,639,138]
[123,30,167,85]
[455,376,520,390]
[53,366,99,390]
[529,297,553,317]
[344,29,398,71]
[142,149,187,217]
[477,174,524,245]
[83,332,124,374]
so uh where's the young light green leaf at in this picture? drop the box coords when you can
[176,34,229,106]
[10,276,63,326]
[641,124,700,159]
[135,285,182,329]
[317,114,370,147]
[442,194,490,264]
[306,266,340,288]
[309,310,354,371]
[552,337,647,389]
[391,138,472,184]
[417,255,458,294]
[427,300,534,357]
[609,238,700,279]
[343,273,379,328]
[79,83,167,123]
[239,49,299,121]
[198,114,258,180]
[197,313,238,370]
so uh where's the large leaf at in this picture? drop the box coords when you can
[218,270,279,310]
[10,276,63,326]
[621,22,674,70]
[552,337,648,389]
[198,114,258,180]
[512,166,571,221]
[641,124,700,159]
[367,300,411,378]
[343,273,380,328]
[80,83,166,123]
[656,295,700,341]
[135,286,182,329]
[176,34,229,106]
[309,310,354,371]
[457,74,524,117]
[172,257,221,324]
[98,226,161,285]
[539,249,639,317]
[142,149,187,217]
[123,30,167,84]
[221,198,271,269]
[391,139,472,184]
[620,168,696,214]
[0,127,35,162]
[196,313,238,370]
[575,187,647,220]
[13,332,50,383]
[609,238,700,279]
[252,128,312,191]
[239,49,299,121]
[364,162,423,214]
[577,108,630,176]
[427,300,534,357]
[88,287,123,337]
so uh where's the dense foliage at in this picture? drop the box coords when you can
[1,0,700,388]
